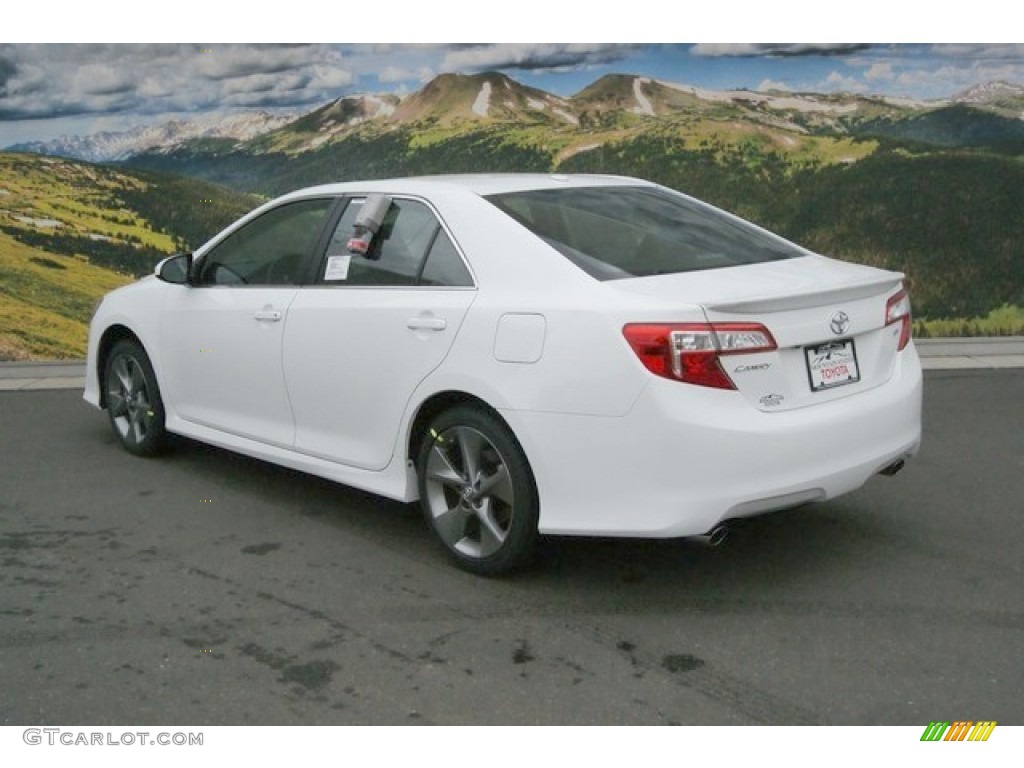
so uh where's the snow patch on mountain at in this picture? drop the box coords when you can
[367,95,396,117]
[658,78,942,113]
[528,93,577,124]
[878,95,936,109]
[632,77,655,116]
[552,107,578,125]
[657,79,863,114]
[472,82,492,117]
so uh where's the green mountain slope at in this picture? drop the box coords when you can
[0,153,257,359]
[129,72,889,193]
[119,72,1024,324]
[859,104,1024,151]
[561,136,1024,318]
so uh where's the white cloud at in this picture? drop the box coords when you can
[309,65,356,90]
[928,44,1024,60]
[441,44,634,73]
[0,44,357,120]
[70,63,133,96]
[757,78,792,92]
[893,62,1024,96]
[864,62,894,81]
[823,71,868,93]
[693,43,870,58]
[378,65,435,84]
[692,44,761,57]
[195,45,319,81]
[849,50,1024,98]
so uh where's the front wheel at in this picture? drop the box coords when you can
[104,339,168,457]
[416,406,539,575]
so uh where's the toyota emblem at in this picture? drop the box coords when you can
[830,311,850,336]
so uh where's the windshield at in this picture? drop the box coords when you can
[486,185,804,280]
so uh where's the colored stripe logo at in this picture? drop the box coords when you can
[920,721,996,741]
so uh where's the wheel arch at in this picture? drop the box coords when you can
[96,324,145,408]
[409,390,541,574]
[407,390,528,469]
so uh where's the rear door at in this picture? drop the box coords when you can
[284,196,476,470]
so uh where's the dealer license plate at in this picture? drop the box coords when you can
[805,339,860,392]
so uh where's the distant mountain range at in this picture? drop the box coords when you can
[2,71,1022,354]
[952,80,1024,111]
[9,110,297,163]
[8,73,1024,163]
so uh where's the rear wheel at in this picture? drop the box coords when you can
[416,406,539,575]
[104,339,168,456]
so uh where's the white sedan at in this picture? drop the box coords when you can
[84,174,922,574]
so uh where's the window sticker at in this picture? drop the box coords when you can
[324,254,352,281]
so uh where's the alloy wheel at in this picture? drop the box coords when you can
[106,352,157,448]
[423,425,517,560]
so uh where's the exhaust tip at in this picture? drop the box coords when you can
[879,459,905,477]
[691,524,729,548]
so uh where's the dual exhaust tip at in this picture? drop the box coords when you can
[689,458,907,548]
[879,458,906,477]
[690,524,729,548]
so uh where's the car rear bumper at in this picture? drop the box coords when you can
[506,345,923,538]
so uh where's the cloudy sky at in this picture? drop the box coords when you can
[2,42,1022,146]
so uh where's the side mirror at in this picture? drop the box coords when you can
[155,253,193,285]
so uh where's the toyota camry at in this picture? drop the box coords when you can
[84,174,923,574]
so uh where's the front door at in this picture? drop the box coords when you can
[158,197,335,448]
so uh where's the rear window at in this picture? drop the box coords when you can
[485,185,803,280]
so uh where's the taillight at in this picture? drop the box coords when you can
[885,288,912,351]
[622,323,777,390]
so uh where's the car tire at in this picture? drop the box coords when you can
[416,405,539,575]
[103,339,168,457]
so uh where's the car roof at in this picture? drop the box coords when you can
[280,173,654,201]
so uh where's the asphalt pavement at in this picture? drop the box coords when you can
[0,365,1021,725]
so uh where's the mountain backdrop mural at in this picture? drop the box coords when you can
[1,44,1023,359]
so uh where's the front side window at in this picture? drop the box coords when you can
[195,198,333,286]
[321,198,473,287]
[486,186,803,281]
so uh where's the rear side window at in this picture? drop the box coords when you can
[486,186,803,280]
[322,198,472,287]
[420,230,473,287]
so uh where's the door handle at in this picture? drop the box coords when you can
[254,309,283,322]
[406,316,447,331]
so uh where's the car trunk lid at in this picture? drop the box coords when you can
[615,255,908,411]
